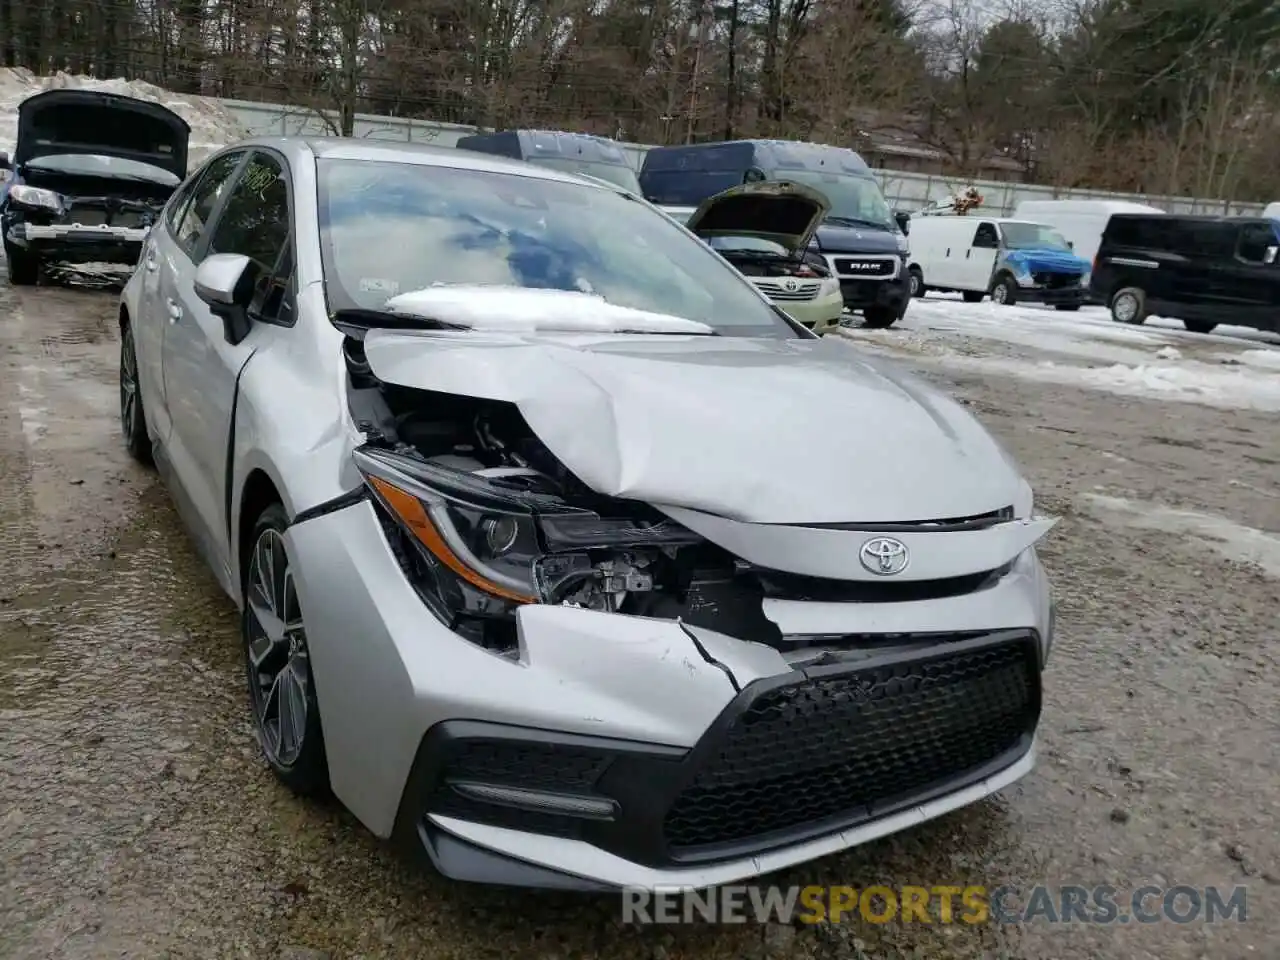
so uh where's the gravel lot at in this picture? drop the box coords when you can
[1,274,1278,960]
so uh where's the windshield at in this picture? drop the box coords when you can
[317,159,796,337]
[1001,223,1071,251]
[526,156,642,194]
[705,235,790,256]
[780,170,894,229]
[24,153,179,185]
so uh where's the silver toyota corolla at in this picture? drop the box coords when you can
[118,137,1056,891]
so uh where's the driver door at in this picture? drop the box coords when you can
[160,149,293,585]
[967,222,1000,292]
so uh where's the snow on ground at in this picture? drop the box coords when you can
[840,293,1280,413]
[0,67,248,168]
[1080,494,1280,578]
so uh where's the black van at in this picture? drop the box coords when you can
[455,130,642,194]
[638,139,911,328]
[1091,214,1280,335]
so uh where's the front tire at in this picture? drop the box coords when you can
[243,504,329,796]
[990,276,1018,306]
[3,240,38,286]
[1110,287,1147,325]
[862,304,903,329]
[908,266,926,298]
[120,322,153,465]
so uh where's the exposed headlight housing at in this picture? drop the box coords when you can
[353,447,702,649]
[8,184,62,212]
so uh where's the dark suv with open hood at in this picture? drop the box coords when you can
[0,89,190,285]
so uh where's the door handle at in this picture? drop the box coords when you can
[966,249,972,259]
[166,298,183,322]
[945,247,951,257]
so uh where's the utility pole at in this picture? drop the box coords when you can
[685,0,714,143]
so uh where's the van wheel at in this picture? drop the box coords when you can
[962,290,984,303]
[1183,319,1217,335]
[991,276,1018,306]
[1110,287,1147,325]
[908,267,926,298]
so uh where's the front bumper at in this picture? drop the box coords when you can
[286,498,1054,890]
[1015,275,1087,305]
[769,289,845,333]
[5,220,147,265]
[837,269,910,314]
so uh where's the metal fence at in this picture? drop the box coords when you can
[220,97,1269,218]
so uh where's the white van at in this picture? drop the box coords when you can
[906,215,1092,308]
[1011,199,1165,267]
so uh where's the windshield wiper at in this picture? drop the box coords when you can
[824,215,890,229]
[331,307,465,333]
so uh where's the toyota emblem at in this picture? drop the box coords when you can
[783,277,799,292]
[859,537,910,576]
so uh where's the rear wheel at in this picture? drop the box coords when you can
[908,266,926,298]
[1110,287,1147,325]
[990,276,1018,306]
[243,503,329,796]
[119,322,153,465]
[3,241,38,286]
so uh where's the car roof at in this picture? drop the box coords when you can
[229,135,617,189]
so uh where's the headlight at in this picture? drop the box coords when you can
[8,184,61,211]
[353,447,702,642]
[818,276,841,297]
[895,234,909,254]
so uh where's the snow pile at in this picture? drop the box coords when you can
[0,67,249,170]
[1232,348,1280,371]
[1081,494,1280,578]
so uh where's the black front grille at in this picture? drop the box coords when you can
[835,257,896,277]
[1031,271,1081,289]
[662,632,1040,855]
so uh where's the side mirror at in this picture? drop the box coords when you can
[1265,246,1278,265]
[1067,240,1074,250]
[743,167,767,184]
[894,210,911,235]
[194,253,255,344]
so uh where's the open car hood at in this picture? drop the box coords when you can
[358,318,1025,526]
[683,181,830,255]
[14,89,191,180]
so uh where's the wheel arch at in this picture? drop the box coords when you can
[237,468,285,598]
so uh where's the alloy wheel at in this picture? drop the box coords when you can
[120,329,139,436]
[1113,293,1138,323]
[245,528,311,768]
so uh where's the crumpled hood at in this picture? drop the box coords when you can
[1005,247,1090,275]
[359,330,1024,524]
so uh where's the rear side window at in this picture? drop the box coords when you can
[1168,220,1235,258]
[173,151,244,258]
[1237,223,1276,263]
[164,174,202,234]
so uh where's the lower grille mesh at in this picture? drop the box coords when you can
[663,636,1039,852]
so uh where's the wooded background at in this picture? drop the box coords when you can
[1,0,1278,200]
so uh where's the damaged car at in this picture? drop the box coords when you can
[119,138,1056,891]
[684,181,846,335]
[0,89,190,285]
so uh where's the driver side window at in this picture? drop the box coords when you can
[173,151,245,259]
